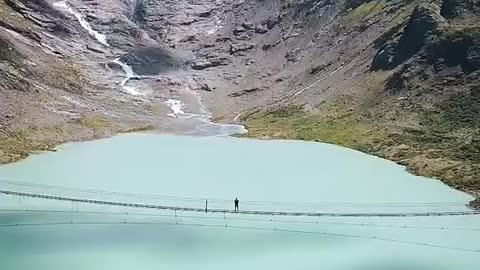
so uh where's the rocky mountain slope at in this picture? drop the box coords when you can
[0,0,479,205]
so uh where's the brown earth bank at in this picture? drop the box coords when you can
[0,0,479,208]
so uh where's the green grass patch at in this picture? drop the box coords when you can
[121,125,155,133]
[76,115,119,139]
[0,2,34,31]
[443,24,480,41]
[343,0,386,26]
[78,116,113,129]
[241,105,387,153]
[0,130,57,164]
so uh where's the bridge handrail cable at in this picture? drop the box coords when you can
[1,189,479,218]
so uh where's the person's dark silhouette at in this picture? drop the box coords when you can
[234,198,239,212]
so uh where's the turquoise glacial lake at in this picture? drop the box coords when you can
[0,133,479,269]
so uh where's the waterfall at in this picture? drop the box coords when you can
[53,1,110,47]
[112,59,143,96]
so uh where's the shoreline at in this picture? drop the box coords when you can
[237,109,480,210]
[243,135,480,210]
[1,119,478,210]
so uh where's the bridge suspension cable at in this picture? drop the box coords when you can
[0,179,468,207]
[0,220,478,254]
[2,208,480,232]
[1,189,479,217]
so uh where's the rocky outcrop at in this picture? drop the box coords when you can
[470,197,480,210]
[255,23,268,34]
[372,1,480,73]
[191,56,231,70]
[229,43,256,55]
[440,0,480,19]
[426,27,480,72]
[228,87,264,97]
[372,3,445,70]
[121,46,187,75]
[199,83,214,91]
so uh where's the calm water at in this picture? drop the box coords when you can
[0,133,479,269]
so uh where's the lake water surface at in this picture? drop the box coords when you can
[0,133,479,269]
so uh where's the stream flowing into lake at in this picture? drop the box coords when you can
[0,133,479,269]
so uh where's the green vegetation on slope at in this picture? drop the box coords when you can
[241,105,388,154]
[0,2,34,32]
[241,93,480,198]
[343,0,387,26]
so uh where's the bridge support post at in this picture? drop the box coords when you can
[205,200,208,214]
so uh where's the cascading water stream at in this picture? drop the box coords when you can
[53,1,109,47]
[112,59,144,96]
[53,0,242,134]
[165,99,187,117]
[164,95,247,137]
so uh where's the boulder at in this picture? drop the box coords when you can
[235,32,251,41]
[199,83,214,91]
[242,21,255,30]
[255,24,268,34]
[470,197,480,210]
[86,45,104,53]
[228,87,264,97]
[191,57,231,70]
[216,37,232,42]
[285,48,300,62]
[178,35,198,43]
[197,9,212,18]
[233,27,246,36]
[261,40,281,51]
[229,43,255,55]
[266,16,279,30]
[310,61,332,75]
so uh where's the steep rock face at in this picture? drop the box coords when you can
[371,3,446,70]
[427,27,480,71]
[121,46,188,75]
[440,0,480,18]
[368,2,480,197]
[0,0,157,163]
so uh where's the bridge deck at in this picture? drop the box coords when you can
[1,189,479,218]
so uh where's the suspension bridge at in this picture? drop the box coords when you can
[1,188,479,218]
[1,179,480,254]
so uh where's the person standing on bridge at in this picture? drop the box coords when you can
[234,198,239,212]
